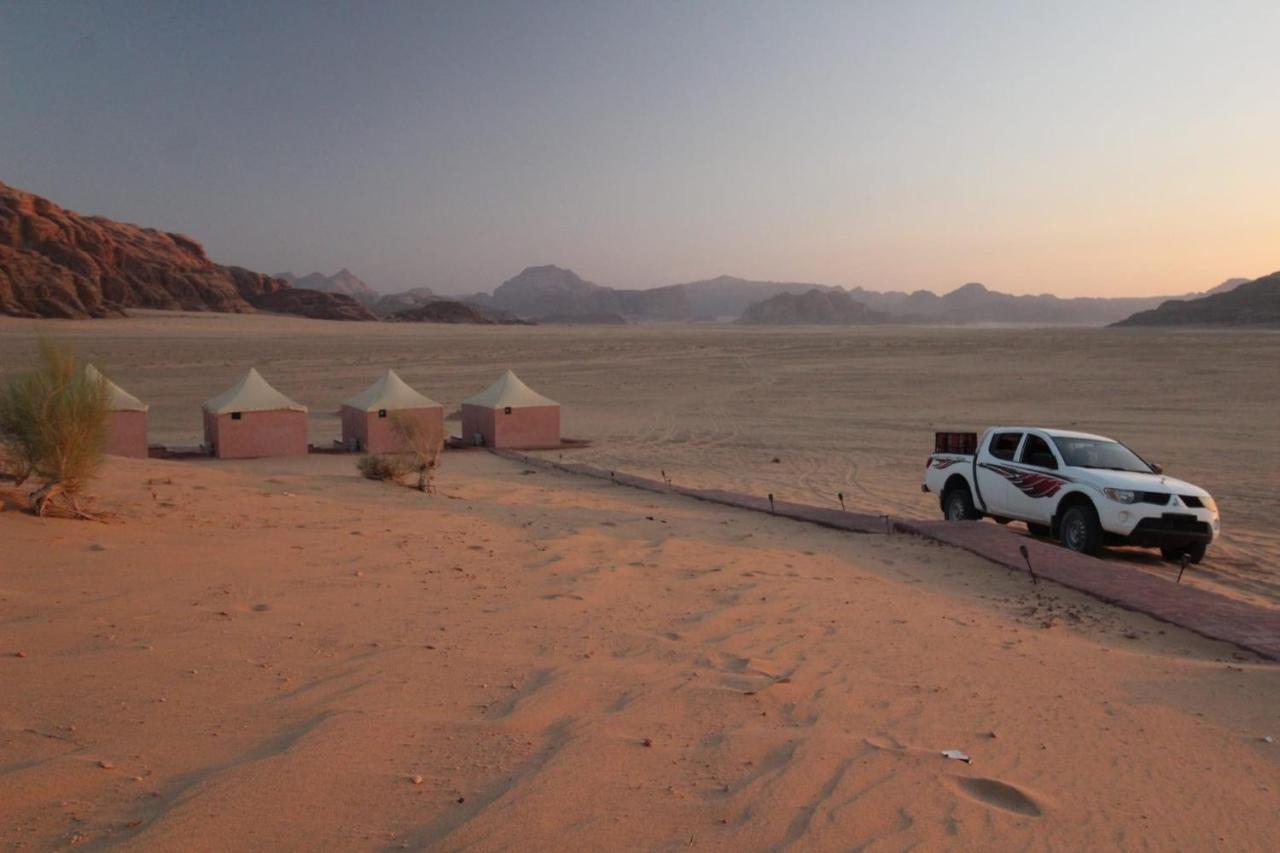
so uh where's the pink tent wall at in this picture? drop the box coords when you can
[104,410,148,458]
[203,409,308,459]
[460,403,559,449]
[340,405,444,454]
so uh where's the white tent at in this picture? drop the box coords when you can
[342,370,440,412]
[84,364,148,412]
[462,370,557,409]
[203,368,307,415]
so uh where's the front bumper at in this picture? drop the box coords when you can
[1101,505,1219,546]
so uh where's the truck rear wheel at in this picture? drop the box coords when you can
[1059,504,1102,555]
[942,485,980,521]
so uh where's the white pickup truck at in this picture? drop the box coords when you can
[922,427,1219,563]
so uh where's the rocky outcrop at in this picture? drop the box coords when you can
[253,287,375,321]
[1112,273,1279,327]
[369,286,437,317]
[0,180,373,320]
[278,268,381,307]
[738,289,889,325]
[387,300,533,325]
[483,265,692,322]
[680,275,841,320]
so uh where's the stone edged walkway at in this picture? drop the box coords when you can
[493,450,1280,661]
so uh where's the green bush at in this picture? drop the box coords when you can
[0,340,108,516]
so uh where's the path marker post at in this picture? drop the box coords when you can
[1018,544,1038,585]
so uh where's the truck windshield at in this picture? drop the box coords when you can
[1051,437,1152,473]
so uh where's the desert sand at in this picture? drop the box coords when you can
[1,312,1276,605]
[3,450,1279,850]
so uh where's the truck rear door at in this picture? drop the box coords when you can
[974,430,1024,515]
[1001,431,1066,522]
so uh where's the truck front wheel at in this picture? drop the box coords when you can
[1059,504,1102,555]
[942,485,980,521]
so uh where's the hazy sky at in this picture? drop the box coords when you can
[2,1,1277,297]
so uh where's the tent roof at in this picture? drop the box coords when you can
[202,368,307,415]
[342,369,441,412]
[84,364,148,412]
[462,370,558,409]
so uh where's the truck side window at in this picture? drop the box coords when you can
[1020,434,1058,469]
[989,432,1022,461]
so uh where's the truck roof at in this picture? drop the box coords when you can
[995,426,1113,441]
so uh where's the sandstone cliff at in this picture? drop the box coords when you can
[0,181,373,320]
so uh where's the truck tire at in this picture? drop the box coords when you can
[1027,523,1051,538]
[1161,542,1206,564]
[942,484,980,521]
[1059,503,1102,555]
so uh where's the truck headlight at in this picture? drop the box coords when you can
[1202,495,1217,513]
[1103,488,1137,504]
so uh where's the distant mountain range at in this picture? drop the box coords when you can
[738,289,889,325]
[4,179,1270,327]
[1112,272,1280,327]
[452,269,1250,326]
[0,181,373,320]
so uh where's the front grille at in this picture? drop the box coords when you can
[1138,492,1170,506]
[1133,515,1211,536]
[1181,495,1203,508]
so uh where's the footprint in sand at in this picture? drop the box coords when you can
[947,775,1043,818]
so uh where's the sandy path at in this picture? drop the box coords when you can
[2,453,1277,850]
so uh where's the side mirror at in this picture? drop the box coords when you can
[1150,462,1163,475]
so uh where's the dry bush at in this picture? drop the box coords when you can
[0,340,108,516]
[391,412,444,493]
[356,452,414,483]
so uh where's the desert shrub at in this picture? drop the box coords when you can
[357,452,413,483]
[391,412,444,493]
[0,340,108,516]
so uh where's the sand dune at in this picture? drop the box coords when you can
[2,452,1278,849]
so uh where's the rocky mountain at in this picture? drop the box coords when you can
[277,268,380,307]
[1112,272,1280,327]
[474,265,691,322]
[368,286,437,317]
[738,289,889,325]
[1201,277,1251,297]
[680,275,842,320]
[0,181,374,320]
[252,288,376,321]
[386,300,533,325]
[681,275,1186,325]
[775,281,1169,325]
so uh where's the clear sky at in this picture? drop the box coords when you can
[2,1,1277,297]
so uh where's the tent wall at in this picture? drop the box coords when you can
[461,403,559,449]
[203,409,308,459]
[104,410,148,458]
[340,405,443,454]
